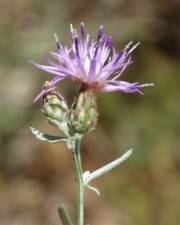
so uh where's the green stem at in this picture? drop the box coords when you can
[73,137,84,225]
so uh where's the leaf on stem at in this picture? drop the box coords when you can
[30,127,67,143]
[86,184,101,196]
[83,149,133,184]
[58,205,74,225]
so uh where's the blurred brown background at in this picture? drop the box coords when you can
[0,0,180,225]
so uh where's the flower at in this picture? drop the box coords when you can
[32,23,153,102]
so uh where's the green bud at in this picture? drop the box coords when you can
[69,90,98,135]
[42,82,69,135]
[43,95,68,122]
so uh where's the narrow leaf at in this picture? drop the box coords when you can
[58,205,74,225]
[86,184,101,196]
[30,127,67,143]
[86,149,133,183]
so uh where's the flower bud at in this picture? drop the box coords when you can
[42,82,69,133]
[69,90,98,135]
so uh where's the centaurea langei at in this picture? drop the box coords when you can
[31,23,154,225]
[32,22,153,102]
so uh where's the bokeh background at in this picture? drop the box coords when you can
[0,0,180,225]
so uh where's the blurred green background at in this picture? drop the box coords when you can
[0,0,180,225]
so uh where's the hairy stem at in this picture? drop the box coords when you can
[73,137,84,225]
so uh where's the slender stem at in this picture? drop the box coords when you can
[72,137,84,225]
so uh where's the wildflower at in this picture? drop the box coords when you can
[32,23,153,102]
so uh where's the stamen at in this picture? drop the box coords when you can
[94,42,100,58]
[80,22,85,42]
[54,33,62,50]
[139,83,154,87]
[98,25,103,42]
[87,34,89,43]
[112,56,132,80]
[70,24,75,43]
[90,38,95,53]
[123,41,133,52]
[127,42,140,55]
[74,36,80,58]
[70,24,74,33]
[114,42,140,65]
[105,35,112,48]
[113,52,125,65]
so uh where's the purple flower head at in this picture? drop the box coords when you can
[32,23,153,102]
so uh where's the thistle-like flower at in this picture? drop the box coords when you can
[32,22,153,102]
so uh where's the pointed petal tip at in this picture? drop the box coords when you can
[139,91,144,95]
[30,127,34,131]
[29,60,35,64]
[53,33,62,49]
[140,83,155,87]
[74,31,78,38]
[30,126,38,135]
[54,33,59,42]
[33,95,40,103]
[70,23,73,32]
[99,25,104,34]
[97,25,104,41]
[30,127,37,136]
[33,89,45,103]
[30,60,41,68]
[136,82,154,95]
[99,25,103,29]
[31,60,48,71]
[125,148,133,157]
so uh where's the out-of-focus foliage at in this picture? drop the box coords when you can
[0,0,180,225]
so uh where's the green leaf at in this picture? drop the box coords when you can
[58,205,74,225]
[30,127,67,143]
[86,184,101,196]
[83,149,133,184]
